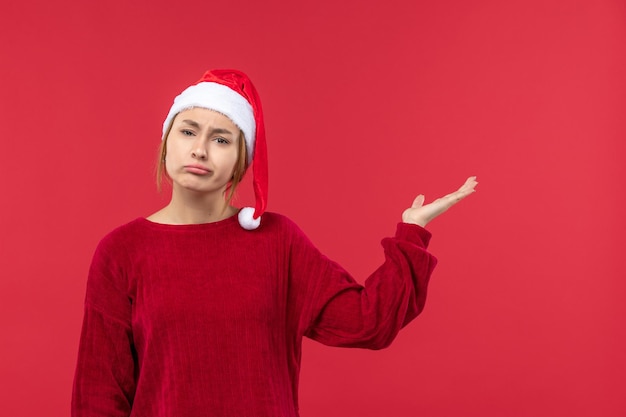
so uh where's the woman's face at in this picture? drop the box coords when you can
[165,107,241,196]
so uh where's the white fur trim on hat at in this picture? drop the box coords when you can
[162,82,256,163]
[238,207,261,230]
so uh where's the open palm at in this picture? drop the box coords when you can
[402,176,478,227]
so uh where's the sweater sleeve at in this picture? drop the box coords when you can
[293,222,437,350]
[72,235,136,417]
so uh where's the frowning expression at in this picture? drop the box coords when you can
[165,107,241,195]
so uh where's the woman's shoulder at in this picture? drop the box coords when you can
[260,212,306,235]
[259,212,318,250]
[261,211,294,227]
[95,218,151,252]
[105,217,149,236]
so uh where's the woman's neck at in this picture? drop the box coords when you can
[149,187,237,225]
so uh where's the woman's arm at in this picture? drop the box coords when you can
[72,237,136,417]
[295,177,477,349]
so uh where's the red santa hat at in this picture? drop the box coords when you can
[162,69,268,230]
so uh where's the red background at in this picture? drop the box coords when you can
[1,0,625,416]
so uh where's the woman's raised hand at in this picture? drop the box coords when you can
[402,176,478,227]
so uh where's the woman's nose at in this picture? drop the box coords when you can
[191,145,207,160]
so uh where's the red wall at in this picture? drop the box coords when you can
[1,0,624,416]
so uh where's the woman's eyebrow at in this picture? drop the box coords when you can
[180,119,234,136]
[181,119,201,129]
[208,128,234,136]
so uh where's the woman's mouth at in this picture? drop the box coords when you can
[184,165,212,175]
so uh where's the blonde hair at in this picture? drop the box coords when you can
[156,124,249,207]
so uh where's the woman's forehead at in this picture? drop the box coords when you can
[174,107,241,133]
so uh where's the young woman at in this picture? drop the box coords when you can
[71,69,477,417]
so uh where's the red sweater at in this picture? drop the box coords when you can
[72,212,437,417]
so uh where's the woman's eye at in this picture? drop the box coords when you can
[215,137,229,144]
[181,129,194,136]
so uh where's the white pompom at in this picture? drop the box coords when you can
[238,207,261,230]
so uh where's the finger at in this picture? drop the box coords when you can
[458,176,478,192]
[411,194,425,208]
[454,177,478,197]
[441,179,477,206]
[450,188,474,203]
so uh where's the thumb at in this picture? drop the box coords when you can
[411,194,425,208]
